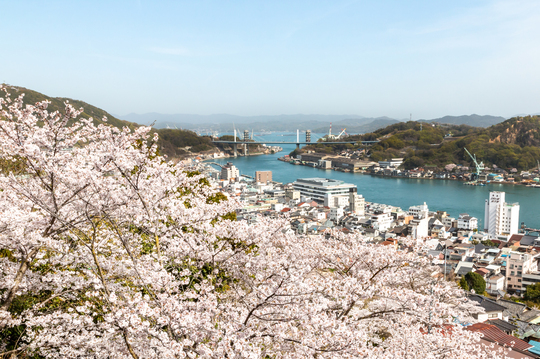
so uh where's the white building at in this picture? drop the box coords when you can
[378,158,404,168]
[284,189,301,200]
[349,189,365,216]
[486,275,505,295]
[328,195,350,208]
[291,178,356,204]
[409,217,429,239]
[221,162,240,181]
[371,209,393,232]
[484,191,520,237]
[329,207,344,222]
[442,217,456,228]
[457,213,478,231]
[408,202,429,219]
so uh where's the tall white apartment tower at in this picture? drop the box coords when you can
[484,191,520,237]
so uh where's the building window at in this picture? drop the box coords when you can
[510,264,514,269]
[488,313,499,319]
[518,279,521,282]
[511,271,515,276]
[518,271,522,276]
[519,265,522,270]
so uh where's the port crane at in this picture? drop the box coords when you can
[337,128,348,139]
[464,147,485,183]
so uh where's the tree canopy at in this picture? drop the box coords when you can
[524,283,540,302]
[0,87,501,358]
[464,272,486,295]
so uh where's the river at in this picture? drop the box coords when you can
[209,132,540,230]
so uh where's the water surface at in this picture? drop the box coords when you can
[209,132,540,229]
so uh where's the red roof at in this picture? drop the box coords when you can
[281,208,291,213]
[475,268,490,275]
[467,323,532,351]
[509,234,524,243]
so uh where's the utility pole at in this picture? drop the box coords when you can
[444,243,447,281]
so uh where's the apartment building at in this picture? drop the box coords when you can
[506,252,538,293]
[484,191,520,237]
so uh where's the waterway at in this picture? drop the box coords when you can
[209,132,540,230]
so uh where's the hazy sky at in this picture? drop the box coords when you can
[2,0,540,119]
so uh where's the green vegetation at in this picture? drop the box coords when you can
[157,129,215,157]
[464,272,486,294]
[297,117,540,171]
[0,85,136,130]
[459,276,469,291]
[481,240,498,248]
[524,283,540,302]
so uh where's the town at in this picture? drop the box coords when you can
[194,160,540,356]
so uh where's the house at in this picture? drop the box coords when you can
[457,213,478,231]
[454,261,474,277]
[486,318,517,335]
[474,267,490,279]
[467,294,508,321]
[486,274,505,295]
[370,210,393,232]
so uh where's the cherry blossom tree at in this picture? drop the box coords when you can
[0,88,506,358]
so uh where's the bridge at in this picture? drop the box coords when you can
[211,129,379,157]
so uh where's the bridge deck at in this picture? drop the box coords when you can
[212,140,379,145]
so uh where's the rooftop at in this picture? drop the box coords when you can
[467,323,532,351]
[294,178,352,187]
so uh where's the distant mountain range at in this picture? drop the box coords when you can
[418,114,506,128]
[117,112,512,133]
[117,113,380,133]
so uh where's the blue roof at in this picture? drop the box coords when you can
[528,340,540,355]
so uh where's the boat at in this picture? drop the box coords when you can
[464,181,485,186]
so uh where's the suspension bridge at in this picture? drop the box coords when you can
[211,129,379,157]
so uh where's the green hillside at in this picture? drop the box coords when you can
[0,85,136,130]
[300,117,540,171]
[0,85,217,158]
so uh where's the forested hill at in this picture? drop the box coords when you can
[305,117,540,171]
[365,117,540,170]
[0,85,136,130]
[0,85,216,158]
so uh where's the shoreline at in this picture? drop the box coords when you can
[279,157,535,188]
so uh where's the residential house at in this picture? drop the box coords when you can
[467,294,508,321]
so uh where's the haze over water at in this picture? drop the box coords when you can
[210,132,540,230]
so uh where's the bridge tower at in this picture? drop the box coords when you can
[243,130,249,156]
[232,129,238,157]
[306,130,311,143]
